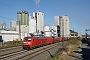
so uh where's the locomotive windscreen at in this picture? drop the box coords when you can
[24,37,31,40]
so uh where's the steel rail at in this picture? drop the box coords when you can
[18,43,58,60]
[0,43,59,60]
[0,50,27,60]
[0,46,22,52]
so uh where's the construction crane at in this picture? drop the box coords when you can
[85,29,90,39]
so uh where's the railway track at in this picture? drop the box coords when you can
[18,43,58,60]
[0,46,22,52]
[0,46,22,56]
[0,50,27,60]
[0,43,59,60]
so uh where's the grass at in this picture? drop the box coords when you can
[46,37,82,60]
[8,40,20,45]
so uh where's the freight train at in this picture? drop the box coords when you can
[23,34,70,50]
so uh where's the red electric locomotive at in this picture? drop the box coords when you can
[23,35,54,50]
[23,34,70,50]
[46,37,53,44]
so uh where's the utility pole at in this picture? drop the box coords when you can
[19,20,21,41]
[73,28,75,37]
[77,30,78,37]
[62,19,64,46]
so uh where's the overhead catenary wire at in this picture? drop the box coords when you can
[0,1,37,27]
[0,17,38,30]
[0,1,17,23]
[0,1,17,20]
[0,16,42,31]
[0,1,17,11]
[0,16,15,20]
[0,1,43,30]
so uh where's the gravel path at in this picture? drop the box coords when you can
[70,39,90,60]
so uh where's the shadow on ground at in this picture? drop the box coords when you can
[70,38,90,60]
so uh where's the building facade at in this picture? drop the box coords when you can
[16,25,29,36]
[0,30,27,42]
[54,16,60,26]
[59,15,70,37]
[33,11,44,32]
[10,20,17,30]
[29,14,36,33]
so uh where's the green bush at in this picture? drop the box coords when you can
[8,40,20,45]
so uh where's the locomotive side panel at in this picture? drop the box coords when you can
[46,37,53,44]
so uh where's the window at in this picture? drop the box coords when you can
[24,37,31,40]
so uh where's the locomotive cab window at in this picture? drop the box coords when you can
[24,37,31,40]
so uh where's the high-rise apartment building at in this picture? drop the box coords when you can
[59,15,70,37]
[33,11,44,32]
[17,10,29,25]
[54,16,60,26]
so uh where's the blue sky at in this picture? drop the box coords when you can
[0,0,90,34]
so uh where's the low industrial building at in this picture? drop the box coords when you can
[0,30,27,42]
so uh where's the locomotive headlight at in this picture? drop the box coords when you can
[23,42,27,43]
[28,42,31,44]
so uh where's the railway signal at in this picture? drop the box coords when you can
[85,29,90,39]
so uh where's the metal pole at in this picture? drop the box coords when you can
[62,19,64,46]
[2,26,4,44]
[73,28,74,37]
[19,20,21,41]
[77,30,78,37]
